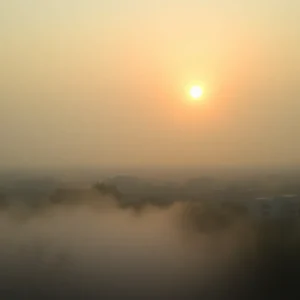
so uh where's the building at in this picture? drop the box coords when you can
[247,195,300,220]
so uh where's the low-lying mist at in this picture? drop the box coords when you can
[0,196,299,299]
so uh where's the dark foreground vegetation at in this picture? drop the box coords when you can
[0,173,300,299]
[0,198,298,299]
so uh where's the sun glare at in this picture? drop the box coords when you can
[189,86,203,99]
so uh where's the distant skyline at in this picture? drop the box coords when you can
[1,0,300,169]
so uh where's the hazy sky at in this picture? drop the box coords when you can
[0,0,300,169]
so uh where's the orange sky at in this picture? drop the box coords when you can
[0,0,300,169]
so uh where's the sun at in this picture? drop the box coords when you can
[189,85,203,99]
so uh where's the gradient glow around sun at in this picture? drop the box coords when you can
[189,85,203,99]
